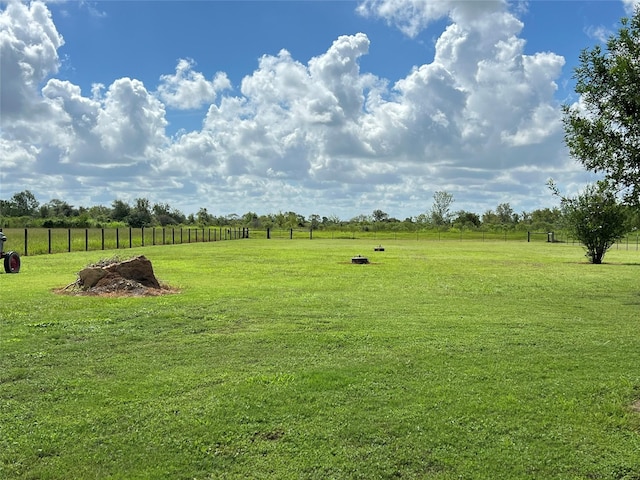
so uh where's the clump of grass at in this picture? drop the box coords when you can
[85,255,126,268]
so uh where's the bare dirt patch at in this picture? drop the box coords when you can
[54,255,179,298]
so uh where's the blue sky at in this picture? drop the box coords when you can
[1,0,637,220]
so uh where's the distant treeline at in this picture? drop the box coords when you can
[2,189,639,233]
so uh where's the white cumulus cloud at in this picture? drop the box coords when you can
[157,58,231,110]
[0,0,604,217]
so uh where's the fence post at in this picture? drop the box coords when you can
[68,228,71,252]
[85,229,89,251]
[48,229,52,254]
[527,231,531,242]
[24,228,28,256]
[101,228,105,250]
[116,228,120,249]
[290,228,293,240]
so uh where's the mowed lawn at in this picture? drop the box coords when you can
[1,239,639,479]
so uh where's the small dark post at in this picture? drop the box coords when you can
[116,228,120,249]
[85,229,89,251]
[527,231,531,242]
[48,229,52,254]
[101,228,105,250]
[290,228,293,240]
[142,227,145,247]
[129,228,132,248]
[310,228,313,240]
[267,227,271,239]
[25,228,28,256]
[68,228,71,252]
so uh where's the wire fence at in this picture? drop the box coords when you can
[2,226,639,257]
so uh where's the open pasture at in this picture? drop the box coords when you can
[1,239,639,479]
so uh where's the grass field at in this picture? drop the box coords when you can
[1,239,639,479]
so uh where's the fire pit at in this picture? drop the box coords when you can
[351,255,369,264]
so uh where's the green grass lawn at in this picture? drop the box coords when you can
[1,239,639,479]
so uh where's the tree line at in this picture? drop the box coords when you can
[0,189,571,233]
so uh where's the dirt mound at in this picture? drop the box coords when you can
[57,255,178,297]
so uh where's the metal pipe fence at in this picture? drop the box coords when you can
[0,227,250,256]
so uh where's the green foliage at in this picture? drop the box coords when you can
[372,209,389,222]
[0,190,39,217]
[563,8,640,204]
[453,210,481,229]
[1,241,640,478]
[551,181,629,263]
[429,190,454,226]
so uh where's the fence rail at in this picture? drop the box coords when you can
[2,227,639,257]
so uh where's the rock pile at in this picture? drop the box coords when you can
[60,255,175,296]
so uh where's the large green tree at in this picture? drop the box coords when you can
[550,181,629,264]
[563,8,640,204]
